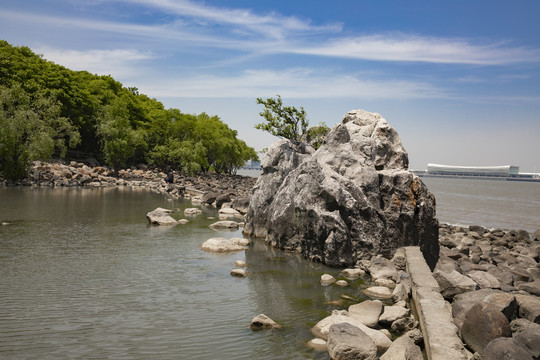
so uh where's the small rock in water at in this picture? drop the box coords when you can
[340,268,366,280]
[230,269,247,277]
[363,286,393,299]
[1,222,9,226]
[234,260,246,267]
[177,219,189,224]
[307,338,327,352]
[321,274,337,286]
[335,280,348,287]
[250,314,281,330]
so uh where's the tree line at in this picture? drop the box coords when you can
[0,40,258,180]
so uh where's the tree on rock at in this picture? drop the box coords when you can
[255,95,309,142]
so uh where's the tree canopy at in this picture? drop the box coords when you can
[255,95,309,142]
[0,40,257,179]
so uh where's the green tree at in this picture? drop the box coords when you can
[95,98,146,173]
[0,84,80,180]
[304,122,331,149]
[255,95,309,142]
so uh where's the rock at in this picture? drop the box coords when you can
[482,337,533,360]
[146,208,178,225]
[327,323,377,360]
[335,280,349,287]
[184,208,203,216]
[340,268,366,280]
[516,294,540,324]
[320,274,337,286]
[369,256,399,281]
[510,318,540,333]
[348,300,384,328]
[307,338,327,352]
[312,310,392,352]
[375,278,396,289]
[250,314,281,330]
[230,269,247,277]
[461,302,511,354]
[379,332,423,360]
[202,191,218,205]
[379,306,410,325]
[234,260,246,267]
[177,219,189,224]
[517,279,540,296]
[244,110,439,269]
[215,193,231,208]
[466,270,500,289]
[392,283,409,303]
[218,207,243,221]
[232,197,251,215]
[513,327,540,359]
[433,270,478,300]
[391,317,418,333]
[201,237,248,252]
[209,221,239,229]
[363,286,393,299]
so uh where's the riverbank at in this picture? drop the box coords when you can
[0,160,256,201]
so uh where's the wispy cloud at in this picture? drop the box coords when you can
[137,68,448,100]
[291,34,540,65]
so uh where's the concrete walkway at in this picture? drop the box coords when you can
[404,246,469,360]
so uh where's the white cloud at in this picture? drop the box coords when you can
[137,68,448,100]
[291,34,540,65]
[34,47,154,77]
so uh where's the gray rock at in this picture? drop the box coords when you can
[517,278,540,296]
[380,332,423,360]
[327,323,377,360]
[379,306,410,325]
[340,268,366,280]
[184,208,203,216]
[513,327,540,359]
[461,302,511,354]
[391,316,418,334]
[209,220,239,229]
[482,337,533,360]
[363,286,393,299]
[348,300,383,328]
[510,318,540,333]
[250,314,281,330]
[230,269,247,277]
[244,110,439,269]
[516,294,540,324]
[320,274,337,286]
[466,270,500,289]
[215,193,231,208]
[433,270,478,300]
[201,237,248,252]
[392,283,409,303]
[202,191,218,205]
[146,208,178,225]
[369,255,398,281]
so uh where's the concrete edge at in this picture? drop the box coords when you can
[404,246,469,360]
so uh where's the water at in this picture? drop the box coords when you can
[421,177,540,233]
[0,187,368,360]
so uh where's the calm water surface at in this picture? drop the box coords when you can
[0,187,369,360]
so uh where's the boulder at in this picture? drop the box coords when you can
[379,306,410,325]
[218,207,244,221]
[312,310,392,352]
[391,317,418,334]
[466,270,500,289]
[510,318,540,333]
[513,327,540,359]
[433,270,478,300]
[232,197,251,214]
[209,221,239,229]
[202,191,218,205]
[380,332,423,360]
[146,208,178,225]
[321,274,337,286]
[363,286,393,299]
[517,278,540,296]
[391,283,409,303]
[516,294,540,324]
[201,237,248,252]
[482,338,533,360]
[215,193,231,208]
[348,300,384,328]
[460,302,511,354]
[327,323,377,360]
[340,268,366,280]
[244,110,439,269]
[307,338,327,352]
[250,314,281,330]
[230,269,247,277]
[184,208,203,216]
[369,256,398,281]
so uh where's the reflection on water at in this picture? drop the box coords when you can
[0,187,367,360]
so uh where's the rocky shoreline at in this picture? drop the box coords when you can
[0,160,256,201]
[2,161,539,359]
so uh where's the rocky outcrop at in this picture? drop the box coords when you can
[146,208,178,225]
[244,110,439,269]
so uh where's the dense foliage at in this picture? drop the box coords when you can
[0,40,257,179]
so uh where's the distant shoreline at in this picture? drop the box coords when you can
[414,172,540,183]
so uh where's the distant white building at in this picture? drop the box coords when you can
[426,164,519,177]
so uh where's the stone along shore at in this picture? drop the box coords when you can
[3,161,540,359]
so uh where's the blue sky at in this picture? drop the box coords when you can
[1,0,539,171]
